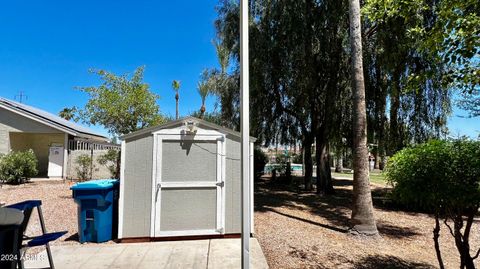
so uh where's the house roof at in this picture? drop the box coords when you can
[0,97,108,141]
[120,116,257,142]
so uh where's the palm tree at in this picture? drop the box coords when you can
[348,0,378,236]
[214,40,230,75]
[197,81,209,119]
[59,107,77,121]
[172,80,181,119]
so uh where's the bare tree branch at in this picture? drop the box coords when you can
[443,218,455,237]
[472,248,480,260]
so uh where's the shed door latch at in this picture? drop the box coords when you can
[216,181,225,188]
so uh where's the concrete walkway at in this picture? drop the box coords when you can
[25,238,269,269]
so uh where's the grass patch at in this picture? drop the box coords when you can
[331,171,387,185]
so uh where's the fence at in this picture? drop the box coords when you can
[68,139,120,151]
[67,139,120,180]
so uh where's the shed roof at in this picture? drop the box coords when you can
[0,97,108,141]
[120,116,257,142]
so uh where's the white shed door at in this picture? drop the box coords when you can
[153,131,225,237]
[48,146,64,178]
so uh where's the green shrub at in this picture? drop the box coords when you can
[0,150,38,184]
[385,139,480,268]
[386,139,480,210]
[76,154,92,181]
[97,149,120,179]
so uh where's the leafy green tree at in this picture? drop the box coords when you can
[77,66,165,137]
[172,80,181,120]
[386,139,480,269]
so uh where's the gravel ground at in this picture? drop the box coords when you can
[254,177,480,269]
[2,178,479,268]
[0,180,114,254]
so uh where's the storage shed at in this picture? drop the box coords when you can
[118,117,255,240]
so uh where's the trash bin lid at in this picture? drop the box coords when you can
[70,179,118,190]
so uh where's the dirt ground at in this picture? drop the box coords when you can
[1,178,479,268]
[254,176,480,269]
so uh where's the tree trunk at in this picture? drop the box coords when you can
[303,134,314,191]
[175,93,179,120]
[378,133,386,170]
[374,62,387,170]
[301,146,305,176]
[335,147,343,173]
[115,150,121,179]
[286,162,292,184]
[389,72,401,155]
[453,209,477,269]
[200,104,206,119]
[348,0,378,236]
[316,131,334,195]
[433,214,445,269]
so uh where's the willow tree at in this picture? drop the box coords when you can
[363,0,470,156]
[212,0,353,193]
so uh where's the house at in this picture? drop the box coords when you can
[118,116,255,240]
[0,97,117,179]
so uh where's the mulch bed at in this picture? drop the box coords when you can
[253,176,480,268]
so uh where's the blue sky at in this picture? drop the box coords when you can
[0,1,220,137]
[0,1,478,139]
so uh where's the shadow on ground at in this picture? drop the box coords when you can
[376,222,421,239]
[255,177,422,239]
[353,255,435,269]
[64,233,79,242]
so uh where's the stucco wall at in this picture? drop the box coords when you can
[0,107,61,154]
[67,149,116,180]
[9,133,65,176]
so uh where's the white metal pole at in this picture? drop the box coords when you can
[240,0,250,268]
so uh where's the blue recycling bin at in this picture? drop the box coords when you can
[71,179,119,243]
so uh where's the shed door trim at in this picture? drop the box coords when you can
[151,129,226,237]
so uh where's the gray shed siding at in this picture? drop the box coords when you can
[162,141,217,182]
[225,135,242,233]
[160,188,217,231]
[121,134,153,237]
[121,126,248,238]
